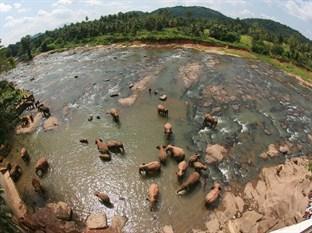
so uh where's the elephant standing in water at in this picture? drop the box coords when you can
[94,191,111,205]
[147,183,159,211]
[95,138,110,154]
[176,160,188,179]
[157,104,168,117]
[165,145,185,162]
[107,108,120,123]
[139,161,161,175]
[176,172,200,195]
[203,113,218,129]
[163,122,173,139]
[106,140,125,154]
[20,147,30,162]
[205,182,222,207]
[156,145,168,164]
[10,164,22,182]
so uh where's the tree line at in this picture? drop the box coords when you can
[1,7,312,72]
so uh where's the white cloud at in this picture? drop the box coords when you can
[285,0,312,21]
[53,0,73,6]
[83,0,102,6]
[13,3,22,9]
[0,2,12,12]
[239,9,255,18]
[2,7,87,45]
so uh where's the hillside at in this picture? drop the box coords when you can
[1,6,312,77]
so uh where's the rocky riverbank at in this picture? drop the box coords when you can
[189,156,312,233]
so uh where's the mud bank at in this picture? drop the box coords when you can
[193,157,312,233]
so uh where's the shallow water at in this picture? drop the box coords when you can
[2,46,312,232]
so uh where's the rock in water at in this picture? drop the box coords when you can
[110,93,119,97]
[43,117,59,131]
[205,144,228,164]
[47,202,72,221]
[86,213,108,230]
[159,94,167,101]
[162,225,174,233]
[111,215,128,233]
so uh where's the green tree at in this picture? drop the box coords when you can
[20,35,32,60]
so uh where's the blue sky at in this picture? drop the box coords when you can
[0,0,312,46]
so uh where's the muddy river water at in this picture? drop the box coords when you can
[2,45,312,232]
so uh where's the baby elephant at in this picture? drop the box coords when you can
[107,108,120,123]
[156,145,168,164]
[147,183,159,211]
[165,145,185,162]
[191,161,208,172]
[176,160,188,179]
[205,182,222,207]
[139,161,161,175]
[20,147,30,162]
[176,172,200,195]
[203,113,218,129]
[35,158,49,177]
[107,140,125,154]
[163,122,173,139]
[188,153,200,165]
[157,104,168,117]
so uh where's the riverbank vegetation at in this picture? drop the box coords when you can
[1,6,312,82]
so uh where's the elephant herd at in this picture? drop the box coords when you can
[138,100,221,210]
[88,96,221,211]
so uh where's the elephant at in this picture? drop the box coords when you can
[191,161,208,172]
[139,161,161,175]
[10,164,22,182]
[35,157,49,177]
[205,182,221,207]
[176,160,188,179]
[163,122,173,139]
[94,191,111,205]
[165,145,185,162]
[107,108,120,123]
[176,172,200,195]
[106,140,125,154]
[188,153,200,166]
[147,183,159,211]
[203,113,218,129]
[32,178,44,194]
[95,138,110,154]
[38,104,51,118]
[20,147,30,162]
[157,104,168,117]
[156,145,168,164]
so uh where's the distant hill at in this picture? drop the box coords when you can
[242,18,310,43]
[155,6,310,43]
[152,6,230,21]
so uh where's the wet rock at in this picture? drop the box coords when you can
[205,144,228,164]
[43,116,59,131]
[88,115,93,121]
[16,113,42,134]
[80,138,89,144]
[96,116,101,119]
[266,144,279,157]
[308,134,312,143]
[111,215,128,233]
[110,93,119,97]
[279,144,290,154]
[74,75,78,79]
[162,225,174,233]
[159,94,167,101]
[264,129,272,136]
[211,107,222,114]
[47,201,72,221]
[232,211,263,233]
[128,83,134,89]
[231,104,240,111]
[86,213,108,230]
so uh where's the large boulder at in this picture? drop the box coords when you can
[47,201,72,221]
[43,116,59,131]
[162,225,174,233]
[205,144,228,164]
[86,213,108,230]
[111,215,128,233]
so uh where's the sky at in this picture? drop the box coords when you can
[0,0,312,46]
